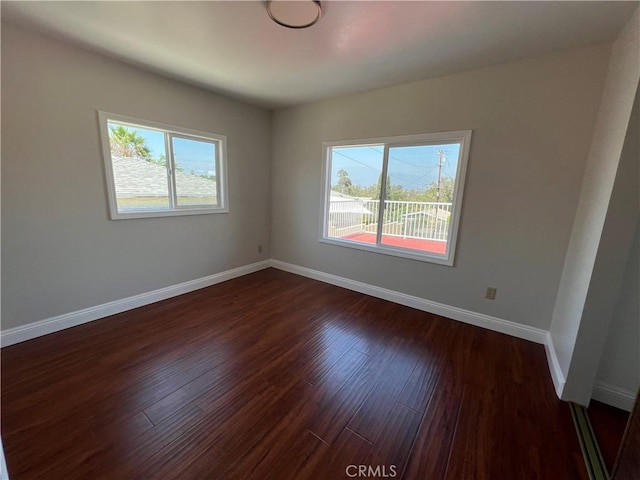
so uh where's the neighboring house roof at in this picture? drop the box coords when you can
[329,191,374,215]
[402,208,450,221]
[112,156,215,197]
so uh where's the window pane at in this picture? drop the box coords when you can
[107,122,169,211]
[381,143,461,255]
[172,137,217,207]
[327,146,383,244]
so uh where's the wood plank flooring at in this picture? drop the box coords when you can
[588,400,631,473]
[2,268,588,479]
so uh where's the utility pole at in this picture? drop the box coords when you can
[435,150,446,225]
[435,149,446,203]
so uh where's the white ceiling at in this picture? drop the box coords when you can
[2,1,638,109]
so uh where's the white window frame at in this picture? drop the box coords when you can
[98,111,228,220]
[320,130,472,266]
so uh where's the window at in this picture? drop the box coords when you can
[321,131,471,265]
[98,112,228,219]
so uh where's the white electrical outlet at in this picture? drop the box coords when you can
[485,287,497,300]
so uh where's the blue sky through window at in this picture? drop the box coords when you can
[110,122,216,177]
[172,137,216,176]
[331,143,460,190]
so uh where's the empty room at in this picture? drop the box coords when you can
[1,1,639,479]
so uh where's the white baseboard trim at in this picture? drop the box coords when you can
[544,333,566,399]
[269,259,547,345]
[592,381,637,412]
[0,260,271,348]
[3,258,564,403]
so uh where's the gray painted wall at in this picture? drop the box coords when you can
[1,23,272,330]
[596,219,639,397]
[271,44,610,331]
[549,10,639,404]
[2,15,637,410]
[593,88,639,402]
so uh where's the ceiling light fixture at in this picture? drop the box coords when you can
[266,1,322,29]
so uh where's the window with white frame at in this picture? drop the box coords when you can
[321,131,471,266]
[98,112,228,219]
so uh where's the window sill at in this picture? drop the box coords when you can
[110,206,228,220]
[319,237,454,266]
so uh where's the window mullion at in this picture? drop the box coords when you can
[165,133,177,209]
[376,144,391,246]
[215,141,222,207]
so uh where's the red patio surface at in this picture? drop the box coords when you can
[343,233,447,254]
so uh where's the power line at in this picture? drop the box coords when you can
[333,150,428,189]
[368,147,427,169]
[333,150,381,172]
[368,146,457,170]
[333,148,455,190]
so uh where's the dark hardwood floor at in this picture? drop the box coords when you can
[612,393,640,479]
[2,268,587,479]
[588,400,630,473]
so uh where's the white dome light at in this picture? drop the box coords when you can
[266,1,322,29]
